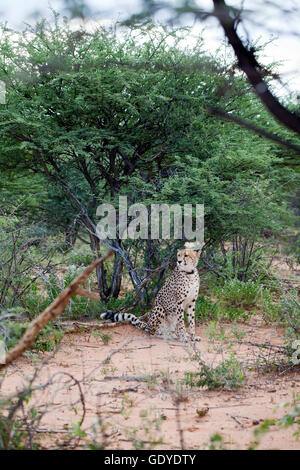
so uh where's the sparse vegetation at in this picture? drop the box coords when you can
[0,5,300,451]
[214,278,261,310]
[185,352,245,390]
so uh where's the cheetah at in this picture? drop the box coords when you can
[100,249,201,342]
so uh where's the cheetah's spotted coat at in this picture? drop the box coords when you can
[101,249,201,342]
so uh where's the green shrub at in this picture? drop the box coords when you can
[34,324,64,352]
[202,241,277,284]
[21,263,140,320]
[258,288,283,324]
[0,215,65,312]
[195,295,221,321]
[250,394,300,449]
[0,396,40,450]
[67,246,94,267]
[278,394,300,439]
[215,278,261,309]
[0,320,28,351]
[0,320,63,352]
[195,293,252,323]
[222,306,252,322]
[185,353,245,390]
[282,291,300,345]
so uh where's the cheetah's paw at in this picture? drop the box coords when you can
[192,336,201,342]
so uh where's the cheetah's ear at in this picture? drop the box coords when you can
[195,248,202,259]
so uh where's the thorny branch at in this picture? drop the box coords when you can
[212,0,300,136]
[0,249,114,370]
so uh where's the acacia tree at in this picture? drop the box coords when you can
[6,1,300,150]
[0,15,227,299]
[124,0,300,153]
[0,13,296,303]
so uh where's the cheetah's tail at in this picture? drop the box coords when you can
[100,312,149,332]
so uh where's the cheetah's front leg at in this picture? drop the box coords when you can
[186,302,201,342]
[174,306,190,343]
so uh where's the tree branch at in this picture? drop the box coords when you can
[206,106,300,154]
[0,249,114,370]
[212,0,300,136]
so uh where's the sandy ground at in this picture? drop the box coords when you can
[2,320,300,450]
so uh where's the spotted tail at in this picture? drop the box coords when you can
[100,311,149,332]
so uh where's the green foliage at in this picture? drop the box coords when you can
[204,320,246,342]
[196,291,253,323]
[0,406,31,450]
[214,278,261,309]
[278,395,300,439]
[22,265,88,318]
[250,394,300,449]
[208,433,225,450]
[0,320,63,353]
[0,12,297,304]
[100,332,113,345]
[258,288,284,324]
[204,241,278,284]
[185,353,245,390]
[195,294,221,321]
[66,245,94,267]
[125,408,164,450]
[0,320,28,350]
[258,288,300,344]
[294,237,300,264]
[21,261,139,321]
[0,16,234,204]
[0,214,59,310]
[91,329,113,345]
[34,324,64,352]
[282,291,300,345]
[0,386,42,450]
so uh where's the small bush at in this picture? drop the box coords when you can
[185,353,245,390]
[0,319,63,353]
[0,320,28,351]
[195,293,252,323]
[258,288,283,324]
[250,394,300,449]
[67,246,94,267]
[34,324,64,352]
[215,278,261,309]
[282,291,300,346]
[195,295,221,321]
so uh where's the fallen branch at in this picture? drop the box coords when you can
[0,249,114,370]
[232,340,288,353]
[102,373,161,382]
[53,320,120,331]
[230,415,245,428]
[19,428,70,434]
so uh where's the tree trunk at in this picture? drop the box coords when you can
[110,254,123,298]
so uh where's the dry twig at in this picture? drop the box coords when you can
[0,250,113,370]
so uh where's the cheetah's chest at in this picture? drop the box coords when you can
[181,276,199,308]
[170,271,199,305]
[155,269,200,310]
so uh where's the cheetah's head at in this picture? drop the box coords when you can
[176,249,201,274]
